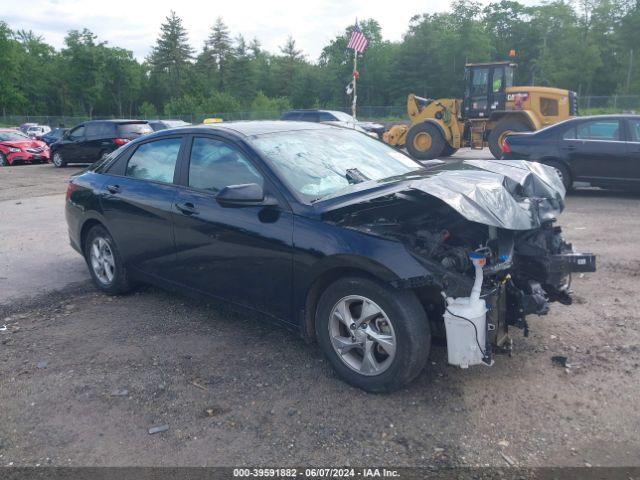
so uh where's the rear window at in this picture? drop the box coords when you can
[86,122,115,138]
[117,123,153,139]
[540,97,559,117]
[281,112,300,121]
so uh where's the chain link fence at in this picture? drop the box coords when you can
[2,96,637,128]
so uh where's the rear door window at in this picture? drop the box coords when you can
[117,123,153,139]
[298,112,319,122]
[574,120,621,141]
[188,137,263,193]
[86,122,115,139]
[125,137,181,183]
[281,112,300,121]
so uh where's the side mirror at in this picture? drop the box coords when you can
[216,183,278,207]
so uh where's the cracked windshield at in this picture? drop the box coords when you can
[251,128,422,201]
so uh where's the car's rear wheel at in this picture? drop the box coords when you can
[52,151,66,168]
[315,276,430,392]
[0,153,8,167]
[84,225,132,295]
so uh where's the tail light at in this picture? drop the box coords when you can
[113,138,130,146]
[501,138,511,154]
[66,182,79,201]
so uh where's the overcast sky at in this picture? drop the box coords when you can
[0,0,541,61]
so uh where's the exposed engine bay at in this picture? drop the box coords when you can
[321,160,596,364]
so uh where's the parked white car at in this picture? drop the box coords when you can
[26,125,52,139]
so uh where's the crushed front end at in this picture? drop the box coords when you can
[322,159,596,365]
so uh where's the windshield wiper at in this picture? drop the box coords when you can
[346,168,370,184]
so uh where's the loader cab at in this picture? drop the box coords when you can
[463,62,515,120]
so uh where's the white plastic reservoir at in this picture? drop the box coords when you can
[444,253,488,368]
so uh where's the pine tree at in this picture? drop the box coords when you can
[148,11,194,99]
[279,36,303,61]
[202,17,234,90]
[228,34,257,101]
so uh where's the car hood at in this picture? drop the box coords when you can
[318,159,566,230]
[0,139,47,149]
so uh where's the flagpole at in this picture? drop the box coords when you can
[351,49,358,120]
[352,50,357,120]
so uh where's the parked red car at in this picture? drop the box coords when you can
[0,129,50,166]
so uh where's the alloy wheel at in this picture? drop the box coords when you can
[328,295,397,376]
[53,152,63,167]
[90,237,115,285]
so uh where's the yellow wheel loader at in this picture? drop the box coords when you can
[384,61,578,159]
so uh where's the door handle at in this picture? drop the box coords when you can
[562,145,577,151]
[106,184,120,194]
[175,202,198,215]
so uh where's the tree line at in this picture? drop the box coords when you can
[1,0,639,119]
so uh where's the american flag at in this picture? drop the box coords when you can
[347,24,368,53]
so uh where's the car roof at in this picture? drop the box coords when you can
[284,109,343,114]
[174,120,333,137]
[569,114,640,120]
[84,119,149,124]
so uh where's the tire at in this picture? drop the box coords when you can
[440,144,459,157]
[541,160,572,191]
[488,119,532,159]
[0,153,8,167]
[406,122,446,160]
[52,151,66,168]
[315,276,431,392]
[83,224,132,295]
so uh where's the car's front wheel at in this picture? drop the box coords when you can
[84,225,132,295]
[542,160,572,191]
[0,153,9,167]
[315,277,431,392]
[52,151,66,168]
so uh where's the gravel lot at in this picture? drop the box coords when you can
[1,156,639,468]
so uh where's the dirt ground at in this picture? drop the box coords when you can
[1,157,639,468]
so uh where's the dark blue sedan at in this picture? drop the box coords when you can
[502,114,640,191]
[65,122,594,391]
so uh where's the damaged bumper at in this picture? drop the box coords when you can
[321,159,596,357]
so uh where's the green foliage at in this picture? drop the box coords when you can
[0,22,27,114]
[2,1,640,120]
[139,101,158,118]
[249,92,291,119]
[164,91,240,116]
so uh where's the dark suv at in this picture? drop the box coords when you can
[281,109,385,138]
[51,120,153,167]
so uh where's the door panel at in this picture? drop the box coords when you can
[562,119,626,182]
[99,137,183,276]
[465,67,489,119]
[85,122,116,161]
[624,118,640,186]
[171,136,294,322]
[63,125,86,161]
